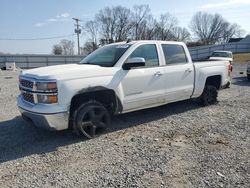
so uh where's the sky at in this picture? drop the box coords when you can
[0,0,250,54]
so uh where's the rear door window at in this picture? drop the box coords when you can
[161,44,188,64]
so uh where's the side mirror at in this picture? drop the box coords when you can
[122,57,145,70]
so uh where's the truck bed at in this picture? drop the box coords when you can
[192,60,230,98]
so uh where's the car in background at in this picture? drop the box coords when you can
[209,51,233,88]
[247,61,250,81]
[209,51,233,64]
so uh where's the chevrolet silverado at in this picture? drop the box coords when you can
[18,41,231,138]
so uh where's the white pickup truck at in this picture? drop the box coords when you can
[18,41,231,138]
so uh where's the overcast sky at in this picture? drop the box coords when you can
[0,0,249,54]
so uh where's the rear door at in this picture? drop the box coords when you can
[161,43,194,102]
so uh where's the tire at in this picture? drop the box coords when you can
[225,81,230,88]
[199,85,218,106]
[247,74,250,81]
[72,101,111,139]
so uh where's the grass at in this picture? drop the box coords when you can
[234,53,250,64]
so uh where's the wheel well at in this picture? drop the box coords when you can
[69,87,122,128]
[205,75,221,89]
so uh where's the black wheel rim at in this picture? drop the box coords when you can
[77,106,109,138]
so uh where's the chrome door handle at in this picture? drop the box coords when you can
[185,68,193,73]
[154,71,163,76]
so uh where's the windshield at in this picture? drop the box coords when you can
[80,44,131,67]
[211,52,232,58]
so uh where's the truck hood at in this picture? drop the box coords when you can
[21,64,119,80]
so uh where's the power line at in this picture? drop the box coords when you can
[0,34,76,41]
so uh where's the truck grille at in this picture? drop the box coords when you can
[19,76,57,105]
[22,92,34,104]
[20,79,34,89]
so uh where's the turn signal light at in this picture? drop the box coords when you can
[47,83,57,90]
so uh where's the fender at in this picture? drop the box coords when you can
[71,86,123,114]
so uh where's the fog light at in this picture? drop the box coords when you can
[37,95,58,104]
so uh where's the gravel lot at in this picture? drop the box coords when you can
[0,65,249,188]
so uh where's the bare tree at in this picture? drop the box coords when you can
[95,6,132,43]
[81,41,98,55]
[96,7,117,43]
[84,4,195,44]
[172,27,191,42]
[113,6,132,42]
[143,15,158,40]
[60,39,74,55]
[189,12,246,44]
[131,5,151,40]
[52,45,63,55]
[85,20,99,45]
[155,13,177,40]
[80,4,246,47]
[233,24,245,38]
[221,23,245,43]
[189,12,229,45]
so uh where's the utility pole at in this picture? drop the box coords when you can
[72,18,81,55]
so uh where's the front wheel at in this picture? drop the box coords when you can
[73,101,111,139]
[199,85,218,106]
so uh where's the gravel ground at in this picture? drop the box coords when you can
[0,65,249,188]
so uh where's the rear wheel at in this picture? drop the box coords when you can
[225,81,230,88]
[199,85,218,106]
[73,101,111,138]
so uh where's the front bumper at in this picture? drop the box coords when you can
[19,107,69,131]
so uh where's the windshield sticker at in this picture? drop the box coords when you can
[116,44,129,49]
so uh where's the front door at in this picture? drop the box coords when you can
[121,44,166,111]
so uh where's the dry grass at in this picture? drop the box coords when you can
[234,53,250,64]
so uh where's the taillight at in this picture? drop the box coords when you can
[228,64,233,76]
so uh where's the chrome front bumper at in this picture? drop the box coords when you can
[19,107,69,131]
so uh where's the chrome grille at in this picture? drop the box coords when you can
[19,76,58,105]
[20,79,33,89]
[22,92,34,104]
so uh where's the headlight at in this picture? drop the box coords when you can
[37,94,58,104]
[36,80,58,104]
[36,82,57,91]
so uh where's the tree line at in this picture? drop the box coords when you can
[52,4,245,55]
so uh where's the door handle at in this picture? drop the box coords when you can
[185,68,193,73]
[154,71,163,76]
